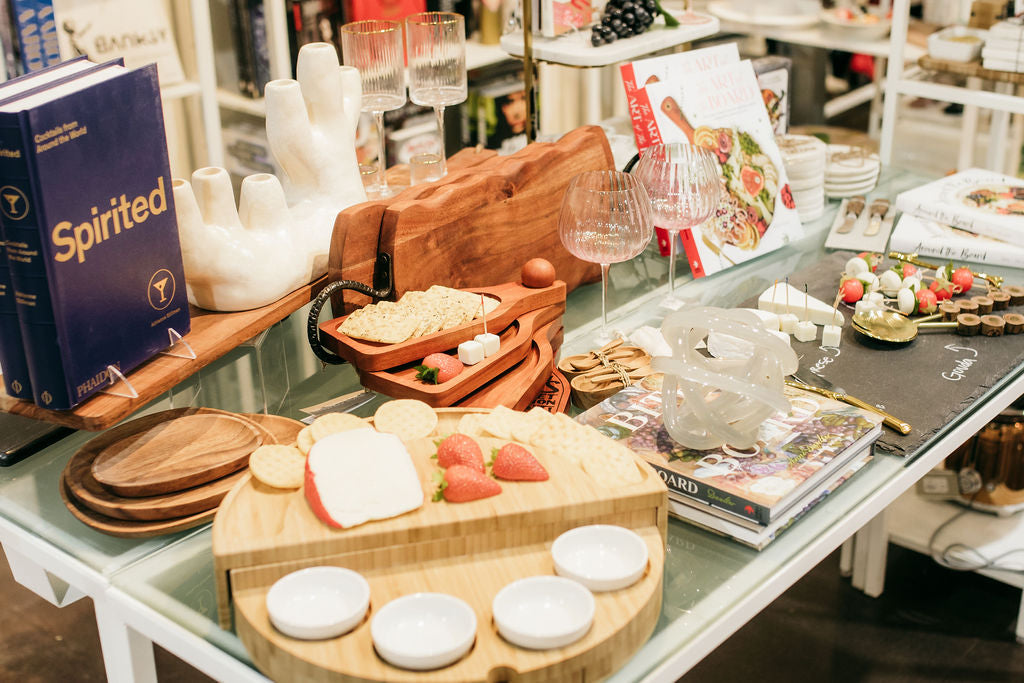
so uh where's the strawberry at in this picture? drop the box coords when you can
[432,434,484,472]
[857,251,882,272]
[432,465,501,503]
[840,277,864,303]
[929,279,954,301]
[916,288,938,314]
[490,443,549,481]
[415,352,463,384]
[951,266,973,294]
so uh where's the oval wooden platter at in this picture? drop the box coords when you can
[91,409,264,497]
[319,280,567,372]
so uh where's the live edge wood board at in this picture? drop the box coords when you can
[214,408,668,682]
[0,278,325,431]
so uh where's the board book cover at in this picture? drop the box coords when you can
[575,382,883,526]
[1,62,190,410]
[894,168,1024,245]
[889,213,1024,269]
[625,60,804,279]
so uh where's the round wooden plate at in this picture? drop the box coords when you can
[241,413,304,446]
[91,408,263,497]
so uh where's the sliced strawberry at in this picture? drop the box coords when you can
[490,443,549,481]
[415,352,463,384]
[433,434,484,472]
[916,288,938,314]
[899,263,918,279]
[433,466,501,503]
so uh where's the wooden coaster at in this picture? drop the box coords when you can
[957,313,981,336]
[91,409,263,497]
[980,314,1005,336]
[1006,286,1024,306]
[939,301,960,321]
[972,296,994,315]
[1004,313,1024,334]
[958,300,979,316]
[989,291,1011,311]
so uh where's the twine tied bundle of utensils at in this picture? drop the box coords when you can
[557,339,652,409]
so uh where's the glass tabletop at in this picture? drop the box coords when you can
[7,166,1024,679]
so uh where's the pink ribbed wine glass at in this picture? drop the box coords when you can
[558,170,653,343]
[340,19,406,198]
[632,143,720,307]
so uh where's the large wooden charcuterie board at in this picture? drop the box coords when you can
[213,408,668,682]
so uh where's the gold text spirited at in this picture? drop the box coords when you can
[51,176,168,264]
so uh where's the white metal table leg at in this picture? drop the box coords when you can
[839,537,854,577]
[868,57,886,139]
[1016,590,1024,644]
[861,509,889,598]
[851,527,870,590]
[3,541,85,607]
[93,598,159,683]
[958,76,983,172]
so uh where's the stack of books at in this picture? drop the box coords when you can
[891,168,1024,269]
[576,383,883,550]
[0,57,189,410]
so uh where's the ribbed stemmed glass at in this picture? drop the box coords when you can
[632,143,720,307]
[558,170,653,344]
[340,19,406,198]
[405,12,467,177]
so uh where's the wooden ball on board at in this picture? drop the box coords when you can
[522,258,556,288]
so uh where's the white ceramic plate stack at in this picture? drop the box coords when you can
[778,134,826,222]
[825,145,881,199]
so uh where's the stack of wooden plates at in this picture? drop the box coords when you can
[319,280,567,409]
[779,134,827,222]
[825,144,881,198]
[60,408,303,538]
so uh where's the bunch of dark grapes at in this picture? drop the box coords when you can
[591,0,658,46]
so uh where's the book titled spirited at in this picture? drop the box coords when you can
[0,60,189,410]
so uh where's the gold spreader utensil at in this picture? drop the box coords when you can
[888,251,1004,289]
[786,378,912,435]
[851,310,952,343]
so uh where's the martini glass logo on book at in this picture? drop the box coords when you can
[148,268,176,311]
[0,186,28,221]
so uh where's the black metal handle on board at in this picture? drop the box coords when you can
[306,253,394,365]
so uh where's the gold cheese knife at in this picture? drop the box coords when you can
[787,376,912,435]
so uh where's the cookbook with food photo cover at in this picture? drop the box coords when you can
[628,61,804,278]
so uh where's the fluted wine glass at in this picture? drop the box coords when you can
[405,12,467,177]
[559,170,654,344]
[632,143,720,308]
[340,19,406,198]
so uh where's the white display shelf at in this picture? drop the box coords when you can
[160,80,203,101]
[466,40,515,71]
[499,15,720,67]
[708,1,819,29]
[216,88,267,117]
[887,490,1024,591]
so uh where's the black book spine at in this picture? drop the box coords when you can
[230,0,256,98]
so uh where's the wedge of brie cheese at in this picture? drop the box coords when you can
[305,428,423,529]
[758,282,844,327]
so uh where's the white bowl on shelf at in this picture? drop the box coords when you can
[551,525,649,592]
[928,26,987,63]
[266,566,370,640]
[492,576,595,650]
[820,9,891,41]
[371,593,477,670]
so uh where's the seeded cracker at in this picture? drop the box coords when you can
[249,445,306,489]
[374,399,438,440]
[310,413,368,442]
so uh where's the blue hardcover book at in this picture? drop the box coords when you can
[11,0,44,72]
[35,1,60,67]
[0,56,96,400]
[1,62,190,410]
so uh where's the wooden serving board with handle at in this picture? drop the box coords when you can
[319,280,566,372]
[327,126,611,315]
[213,408,668,637]
[90,409,265,497]
[456,319,563,411]
[354,304,564,407]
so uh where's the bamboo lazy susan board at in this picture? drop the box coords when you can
[214,408,668,682]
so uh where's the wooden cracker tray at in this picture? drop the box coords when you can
[213,408,668,682]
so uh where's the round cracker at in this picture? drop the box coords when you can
[296,425,315,456]
[249,444,305,489]
[373,399,437,440]
[310,412,368,442]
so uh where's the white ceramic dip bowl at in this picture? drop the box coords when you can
[371,592,477,670]
[492,576,595,650]
[266,566,370,640]
[551,524,649,592]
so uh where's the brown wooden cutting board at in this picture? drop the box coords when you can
[89,408,264,497]
[318,279,566,372]
[327,126,610,315]
[355,304,564,407]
